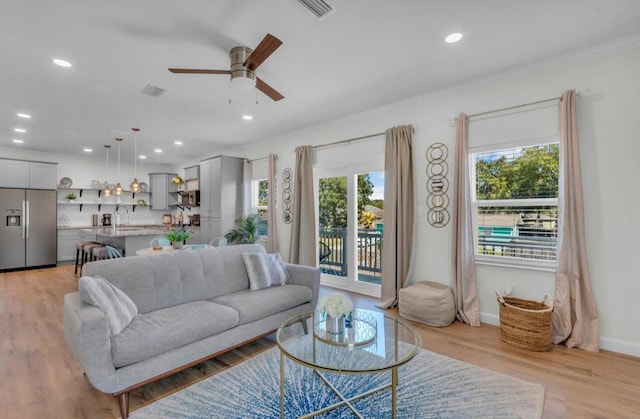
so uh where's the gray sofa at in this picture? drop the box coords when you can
[63,244,320,418]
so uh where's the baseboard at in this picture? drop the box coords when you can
[480,311,640,358]
[480,312,499,326]
[599,337,640,358]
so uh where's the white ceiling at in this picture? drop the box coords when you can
[2,0,640,165]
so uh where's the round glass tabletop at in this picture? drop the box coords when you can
[276,308,421,374]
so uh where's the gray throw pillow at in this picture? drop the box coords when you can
[242,252,290,291]
[78,275,139,336]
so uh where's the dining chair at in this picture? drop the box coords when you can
[209,237,227,247]
[150,237,170,248]
[106,245,123,258]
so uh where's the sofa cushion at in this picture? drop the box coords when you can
[78,275,138,336]
[111,301,239,368]
[242,252,290,290]
[212,284,312,325]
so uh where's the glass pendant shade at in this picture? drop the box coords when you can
[103,183,112,197]
[130,178,141,193]
[115,182,124,196]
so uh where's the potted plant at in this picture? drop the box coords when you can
[171,175,184,191]
[224,213,262,244]
[66,192,77,202]
[165,226,193,249]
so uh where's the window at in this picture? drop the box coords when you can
[470,141,559,269]
[253,179,269,236]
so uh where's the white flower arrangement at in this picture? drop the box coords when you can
[317,293,354,319]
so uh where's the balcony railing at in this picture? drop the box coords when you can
[319,227,383,284]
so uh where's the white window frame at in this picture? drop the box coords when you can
[469,137,559,272]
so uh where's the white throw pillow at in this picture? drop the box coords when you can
[242,252,290,291]
[78,275,139,336]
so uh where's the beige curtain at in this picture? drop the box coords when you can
[378,125,415,309]
[552,90,600,351]
[266,153,278,253]
[288,146,316,266]
[452,113,481,326]
[242,159,252,217]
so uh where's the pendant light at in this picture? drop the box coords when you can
[114,138,124,196]
[103,145,113,197]
[129,128,141,193]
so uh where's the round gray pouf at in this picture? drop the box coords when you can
[399,281,455,327]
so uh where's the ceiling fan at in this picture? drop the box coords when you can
[169,33,284,101]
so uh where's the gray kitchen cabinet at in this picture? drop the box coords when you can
[0,159,57,189]
[199,156,243,244]
[185,228,201,245]
[184,165,199,191]
[149,173,178,210]
[57,229,97,262]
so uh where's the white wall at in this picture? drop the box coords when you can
[225,40,640,357]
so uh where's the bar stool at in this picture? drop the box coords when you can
[92,245,124,260]
[75,241,98,274]
[80,243,104,273]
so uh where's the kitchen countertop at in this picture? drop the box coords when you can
[81,227,165,237]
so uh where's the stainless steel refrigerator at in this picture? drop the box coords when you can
[0,188,57,270]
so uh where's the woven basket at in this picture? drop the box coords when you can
[496,291,553,352]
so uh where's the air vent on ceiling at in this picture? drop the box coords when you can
[140,84,166,98]
[296,0,334,20]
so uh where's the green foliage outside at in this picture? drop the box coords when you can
[476,144,559,200]
[258,179,268,206]
[319,174,374,227]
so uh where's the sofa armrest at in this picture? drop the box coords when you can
[285,263,320,309]
[63,292,118,393]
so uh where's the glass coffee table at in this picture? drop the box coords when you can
[276,309,421,418]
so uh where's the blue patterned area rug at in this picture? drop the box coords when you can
[130,347,544,418]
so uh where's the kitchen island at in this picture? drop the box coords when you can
[81,227,166,257]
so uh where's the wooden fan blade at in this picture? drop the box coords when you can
[169,68,231,75]
[243,34,283,71]
[256,78,284,101]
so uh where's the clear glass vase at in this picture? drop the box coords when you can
[326,314,345,335]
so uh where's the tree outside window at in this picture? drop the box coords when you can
[472,142,559,266]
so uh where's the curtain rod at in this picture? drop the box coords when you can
[467,96,560,119]
[313,126,415,151]
[247,154,277,163]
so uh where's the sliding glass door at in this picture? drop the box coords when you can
[317,167,384,297]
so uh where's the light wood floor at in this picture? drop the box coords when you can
[1,265,639,418]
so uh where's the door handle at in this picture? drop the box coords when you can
[25,200,30,239]
[22,200,27,239]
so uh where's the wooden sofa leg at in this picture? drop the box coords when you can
[116,392,129,419]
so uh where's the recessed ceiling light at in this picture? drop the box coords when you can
[154,149,162,153]
[445,32,463,43]
[174,140,183,145]
[12,139,24,144]
[14,128,26,133]
[242,115,254,121]
[83,148,93,152]
[17,113,31,119]
[139,155,147,159]
[53,58,72,67]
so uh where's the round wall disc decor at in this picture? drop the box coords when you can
[426,142,450,228]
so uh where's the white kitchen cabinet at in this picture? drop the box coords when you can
[29,162,58,189]
[57,229,97,262]
[199,156,243,244]
[0,159,56,189]
[149,173,178,210]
